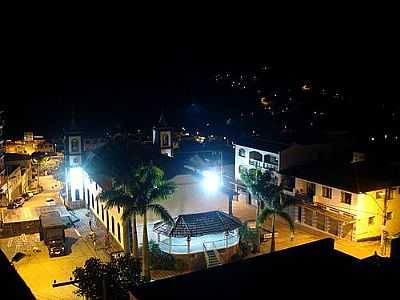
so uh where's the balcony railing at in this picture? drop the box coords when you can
[294,191,314,203]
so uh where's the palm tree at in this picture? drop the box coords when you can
[240,167,273,251]
[99,164,176,282]
[33,156,49,190]
[130,164,176,282]
[258,185,299,252]
[97,183,140,258]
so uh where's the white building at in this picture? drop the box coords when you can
[233,136,345,206]
[282,160,400,246]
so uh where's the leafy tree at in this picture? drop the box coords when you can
[73,255,141,300]
[33,156,49,189]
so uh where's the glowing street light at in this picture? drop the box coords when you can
[202,170,221,192]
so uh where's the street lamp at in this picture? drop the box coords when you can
[202,170,221,192]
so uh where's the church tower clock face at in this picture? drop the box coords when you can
[160,132,171,147]
[69,136,81,154]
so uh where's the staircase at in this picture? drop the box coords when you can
[203,243,222,268]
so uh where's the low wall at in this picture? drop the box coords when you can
[0,220,40,238]
[172,243,240,271]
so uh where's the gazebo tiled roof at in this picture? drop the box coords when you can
[153,211,242,238]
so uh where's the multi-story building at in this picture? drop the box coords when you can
[0,110,6,204]
[282,159,400,245]
[233,136,349,206]
[0,111,5,185]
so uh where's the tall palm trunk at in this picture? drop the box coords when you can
[142,211,150,282]
[255,200,261,252]
[132,213,138,258]
[270,213,276,252]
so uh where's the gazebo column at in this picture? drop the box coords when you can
[157,233,160,244]
[225,231,229,248]
[187,236,191,254]
[168,236,172,254]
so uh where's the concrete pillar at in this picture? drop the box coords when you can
[325,217,330,233]
[312,211,317,228]
[187,236,191,254]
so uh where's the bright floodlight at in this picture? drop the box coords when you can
[70,167,83,188]
[202,170,220,192]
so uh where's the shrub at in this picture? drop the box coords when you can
[230,253,242,263]
[175,259,188,271]
[149,240,176,270]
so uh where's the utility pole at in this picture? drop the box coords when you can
[380,187,389,256]
[53,276,108,300]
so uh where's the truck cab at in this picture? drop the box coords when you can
[39,211,67,257]
[48,239,66,257]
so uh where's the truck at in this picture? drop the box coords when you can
[39,211,66,257]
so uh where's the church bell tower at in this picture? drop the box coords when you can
[153,111,173,157]
[64,111,85,209]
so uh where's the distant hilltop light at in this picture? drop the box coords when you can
[370,137,375,141]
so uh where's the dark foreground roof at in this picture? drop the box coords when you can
[282,160,400,193]
[0,249,35,300]
[153,211,242,238]
[129,238,400,299]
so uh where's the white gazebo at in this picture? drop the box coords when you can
[153,210,242,254]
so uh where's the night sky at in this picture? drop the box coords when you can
[2,21,395,139]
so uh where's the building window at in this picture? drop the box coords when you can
[368,216,375,225]
[96,183,98,190]
[117,206,120,214]
[75,189,80,200]
[92,195,94,208]
[238,148,246,157]
[117,223,121,242]
[322,187,332,199]
[341,192,352,205]
[249,151,262,162]
[376,191,383,199]
[96,199,99,214]
[389,188,396,199]
[101,205,104,221]
[112,216,115,234]
[387,212,393,220]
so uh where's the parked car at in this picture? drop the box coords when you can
[7,197,25,209]
[14,197,25,207]
[22,192,34,200]
[46,198,56,206]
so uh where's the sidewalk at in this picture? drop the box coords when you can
[71,209,123,262]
